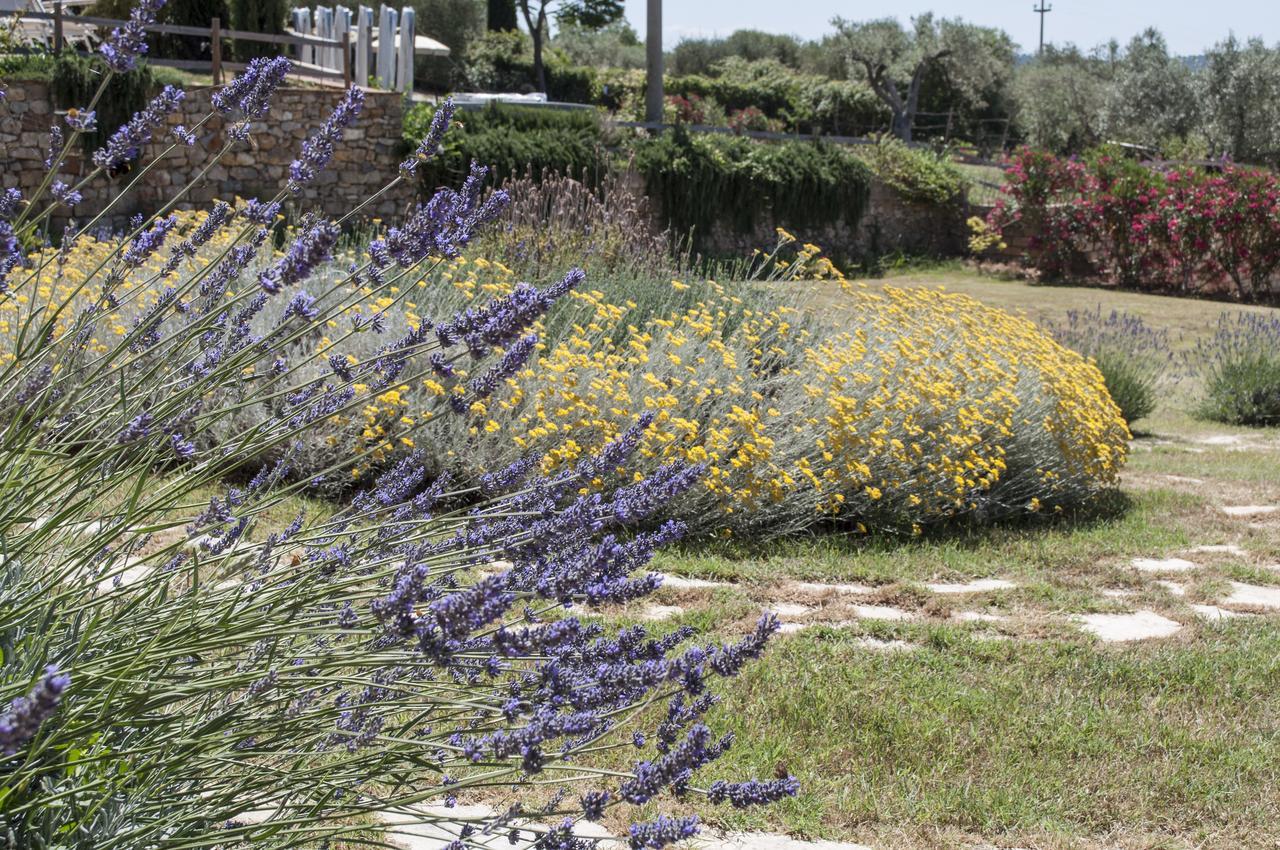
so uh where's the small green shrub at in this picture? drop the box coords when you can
[1092,348,1159,424]
[859,139,968,205]
[50,53,154,156]
[1197,313,1280,426]
[1045,306,1173,426]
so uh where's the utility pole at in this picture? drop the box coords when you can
[1034,1,1052,55]
[645,0,663,125]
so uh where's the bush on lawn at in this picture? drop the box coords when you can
[983,147,1280,302]
[1196,312,1280,426]
[0,32,792,844]
[1045,306,1173,425]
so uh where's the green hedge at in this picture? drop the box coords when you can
[405,101,607,186]
[633,128,872,243]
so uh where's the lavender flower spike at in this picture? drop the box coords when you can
[289,86,365,191]
[400,97,455,176]
[213,56,292,121]
[93,86,186,171]
[0,665,70,756]
[100,0,165,72]
[258,220,340,294]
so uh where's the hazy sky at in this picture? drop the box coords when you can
[619,0,1278,56]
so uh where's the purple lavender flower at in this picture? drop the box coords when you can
[243,198,281,225]
[162,201,232,275]
[707,777,800,809]
[628,815,699,850]
[171,124,196,146]
[289,86,364,192]
[117,411,154,443]
[280,290,319,322]
[44,125,63,169]
[0,219,22,293]
[258,220,340,294]
[0,188,22,219]
[99,0,165,72]
[170,432,196,459]
[51,180,81,208]
[0,665,70,756]
[212,56,291,121]
[121,214,178,269]
[400,97,455,176]
[466,334,538,399]
[93,86,186,170]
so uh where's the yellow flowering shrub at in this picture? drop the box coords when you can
[23,211,1128,538]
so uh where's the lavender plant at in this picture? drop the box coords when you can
[1045,306,1175,425]
[1195,311,1280,427]
[0,22,792,849]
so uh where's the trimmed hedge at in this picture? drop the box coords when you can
[633,128,872,242]
[405,101,607,187]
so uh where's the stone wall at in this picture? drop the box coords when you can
[1,80,416,231]
[648,177,970,261]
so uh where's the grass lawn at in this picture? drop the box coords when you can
[614,269,1280,850]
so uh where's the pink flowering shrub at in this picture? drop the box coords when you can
[985,148,1280,302]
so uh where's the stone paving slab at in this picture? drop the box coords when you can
[1131,557,1198,573]
[1224,582,1280,609]
[1221,505,1279,518]
[924,578,1017,594]
[658,574,732,590]
[1075,610,1183,642]
[791,581,875,595]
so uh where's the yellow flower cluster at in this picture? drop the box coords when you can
[445,252,1129,536]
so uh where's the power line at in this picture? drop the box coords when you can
[1034,1,1052,55]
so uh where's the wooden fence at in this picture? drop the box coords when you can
[14,3,439,90]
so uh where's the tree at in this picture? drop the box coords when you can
[1200,36,1280,166]
[1013,45,1113,153]
[488,0,518,31]
[229,0,287,61]
[1103,28,1199,148]
[832,14,1013,142]
[516,0,622,92]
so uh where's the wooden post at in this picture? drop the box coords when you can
[644,0,663,125]
[52,1,63,54]
[211,17,222,85]
[342,31,352,87]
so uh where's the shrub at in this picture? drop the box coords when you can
[632,129,872,245]
[0,38,792,846]
[405,101,606,186]
[1197,312,1280,426]
[858,138,968,205]
[986,147,1280,301]
[1045,307,1173,425]
[50,52,155,156]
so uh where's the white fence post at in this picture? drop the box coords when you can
[355,5,371,87]
[293,8,313,65]
[334,6,351,76]
[376,5,396,89]
[397,6,414,93]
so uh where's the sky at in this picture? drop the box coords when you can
[619,0,1279,56]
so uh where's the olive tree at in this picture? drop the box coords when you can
[832,13,1013,142]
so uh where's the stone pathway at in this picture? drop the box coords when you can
[1221,505,1278,517]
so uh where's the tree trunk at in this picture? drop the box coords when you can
[487,0,517,31]
[531,24,546,92]
[892,109,913,142]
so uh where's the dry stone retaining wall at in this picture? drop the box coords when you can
[1,80,416,231]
